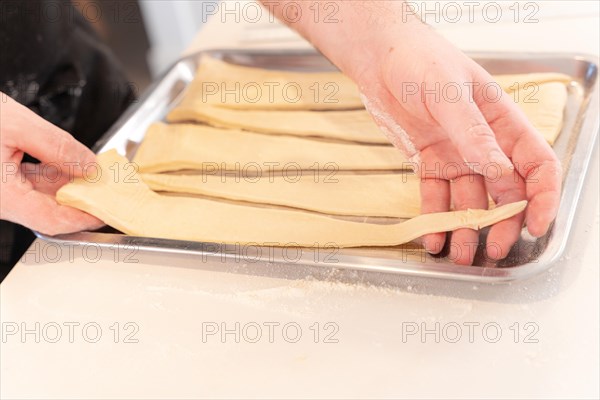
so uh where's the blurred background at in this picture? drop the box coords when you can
[77,1,210,93]
[82,0,600,97]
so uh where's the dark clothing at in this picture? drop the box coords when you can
[0,0,135,278]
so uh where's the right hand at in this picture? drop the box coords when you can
[0,94,104,235]
[264,0,562,265]
[352,21,562,264]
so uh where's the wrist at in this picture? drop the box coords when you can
[262,1,424,78]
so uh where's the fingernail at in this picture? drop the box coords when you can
[422,237,432,253]
[485,243,502,260]
[423,238,442,254]
[424,242,435,254]
[527,224,547,238]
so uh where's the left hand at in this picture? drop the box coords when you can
[0,95,105,235]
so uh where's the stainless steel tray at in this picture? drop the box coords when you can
[38,49,599,283]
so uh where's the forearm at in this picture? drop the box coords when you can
[260,0,422,80]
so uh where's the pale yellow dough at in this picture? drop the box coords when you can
[167,106,389,144]
[181,56,363,110]
[141,171,495,218]
[57,150,527,247]
[170,62,570,144]
[510,82,568,145]
[480,73,570,145]
[494,72,572,92]
[141,172,422,218]
[132,123,408,173]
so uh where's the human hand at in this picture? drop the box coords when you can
[354,23,560,264]
[265,1,562,264]
[0,94,104,235]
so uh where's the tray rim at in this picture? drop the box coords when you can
[35,49,600,284]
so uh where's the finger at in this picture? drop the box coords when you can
[478,149,527,260]
[8,98,95,176]
[520,156,561,238]
[486,201,526,261]
[4,181,103,235]
[416,141,467,255]
[426,83,515,175]
[447,174,489,265]
[419,177,450,254]
[21,162,72,196]
[437,77,527,257]
[476,87,561,238]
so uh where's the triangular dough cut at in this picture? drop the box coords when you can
[132,123,409,174]
[57,150,527,248]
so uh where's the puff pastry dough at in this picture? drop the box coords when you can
[494,72,571,91]
[170,60,570,144]
[132,123,408,173]
[57,150,527,247]
[167,106,389,144]
[180,56,363,110]
[141,172,422,218]
[509,82,568,145]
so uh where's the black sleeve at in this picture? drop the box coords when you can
[0,0,137,275]
[0,0,136,147]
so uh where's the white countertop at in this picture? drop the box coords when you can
[1,2,599,399]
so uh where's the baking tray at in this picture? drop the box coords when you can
[37,49,599,283]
